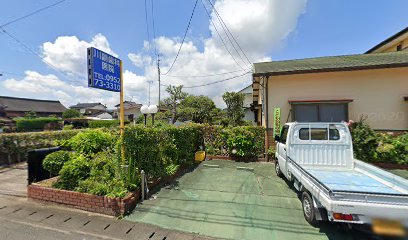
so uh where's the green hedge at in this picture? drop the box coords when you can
[16,117,62,132]
[0,130,82,165]
[350,118,407,165]
[89,120,120,128]
[88,120,131,128]
[202,125,265,158]
[123,124,203,179]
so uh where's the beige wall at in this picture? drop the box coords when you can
[261,67,408,130]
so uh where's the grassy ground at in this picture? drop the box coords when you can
[126,160,361,240]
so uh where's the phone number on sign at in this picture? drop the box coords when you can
[93,79,120,91]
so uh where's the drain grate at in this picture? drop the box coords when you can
[83,220,91,226]
[28,211,37,216]
[63,217,72,222]
[149,232,155,238]
[125,225,134,234]
[44,214,54,220]
[104,224,110,230]
[12,208,22,213]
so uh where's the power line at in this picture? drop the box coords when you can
[164,69,246,78]
[183,71,250,88]
[144,0,151,49]
[0,0,66,28]
[151,0,158,60]
[200,0,246,71]
[161,71,250,89]
[161,0,199,75]
[0,28,83,84]
[206,0,252,67]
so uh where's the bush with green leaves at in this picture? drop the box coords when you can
[54,154,90,190]
[349,118,379,162]
[42,150,72,176]
[62,109,81,119]
[76,151,130,198]
[202,125,265,157]
[350,117,407,164]
[89,120,120,128]
[15,117,62,132]
[123,124,203,178]
[63,129,117,156]
[223,127,264,157]
[0,129,81,165]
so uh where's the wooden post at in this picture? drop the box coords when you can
[120,60,125,165]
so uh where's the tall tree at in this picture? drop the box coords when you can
[179,95,217,123]
[222,91,245,126]
[164,85,188,123]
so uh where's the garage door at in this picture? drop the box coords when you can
[292,103,348,122]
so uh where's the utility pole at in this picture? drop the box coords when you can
[157,55,161,109]
[147,80,153,105]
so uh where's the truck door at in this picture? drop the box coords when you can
[277,125,289,176]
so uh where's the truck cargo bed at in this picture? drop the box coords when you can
[305,168,402,194]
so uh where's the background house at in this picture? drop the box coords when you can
[238,85,255,123]
[0,96,66,118]
[69,103,107,116]
[113,101,142,122]
[253,27,408,139]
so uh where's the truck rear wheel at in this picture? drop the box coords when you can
[302,191,317,226]
[275,162,283,178]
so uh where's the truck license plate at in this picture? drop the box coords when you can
[372,219,406,237]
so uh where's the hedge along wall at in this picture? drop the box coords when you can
[16,117,63,132]
[122,124,203,179]
[0,130,82,165]
[202,125,265,158]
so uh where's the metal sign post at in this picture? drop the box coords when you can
[87,47,125,165]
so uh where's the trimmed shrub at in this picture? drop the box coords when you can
[42,150,72,176]
[54,154,90,190]
[16,117,62,132]
[202,125,265,157]
[350,118,407,164]
[89,120,119,128]
[64,129,117,156]
[123,124,203,178]
[76,151,129,198]
[0,130,81,165]
[62,109,81,119]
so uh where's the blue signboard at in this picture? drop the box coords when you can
[87,47,121,92]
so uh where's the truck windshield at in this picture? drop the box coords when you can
[299,127,340,140]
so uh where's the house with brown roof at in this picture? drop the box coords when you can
[0,96,66,118]
[69,102,107,116]
[253,27,408,141]
[113,101,142,122]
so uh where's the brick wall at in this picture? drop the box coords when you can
[27,164,192,216]
[27,184,139,216]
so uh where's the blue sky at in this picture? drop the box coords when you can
[0,0,407,108]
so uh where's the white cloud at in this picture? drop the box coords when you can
[41,33,118,77]
[5,0,306,109]
[0,70,147,108]
[129,0,307,106]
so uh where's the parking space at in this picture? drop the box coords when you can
[126,160,359,240]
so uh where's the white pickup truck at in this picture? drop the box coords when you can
[274,122,408,236]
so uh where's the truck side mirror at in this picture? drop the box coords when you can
[274,135,281,142]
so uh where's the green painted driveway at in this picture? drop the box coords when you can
[126,160,357,240]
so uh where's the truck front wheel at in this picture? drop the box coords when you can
[302,191,317,226]
[275,162,283,178]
